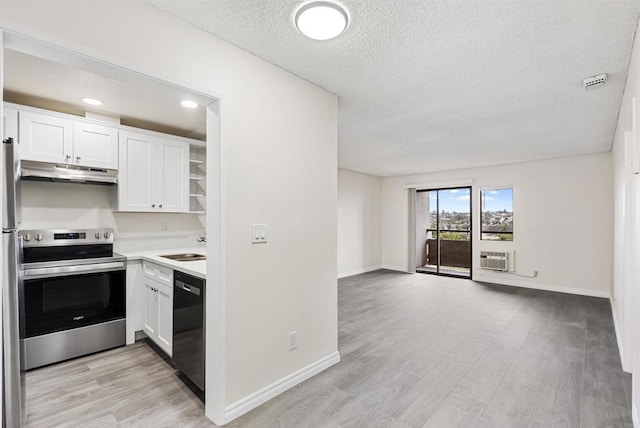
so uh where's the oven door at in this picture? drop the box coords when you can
[21,262,125,338]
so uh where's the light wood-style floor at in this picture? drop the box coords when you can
[26,270,631,427]
[25,340,212,427]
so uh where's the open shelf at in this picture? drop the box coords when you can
[190,144,206,229]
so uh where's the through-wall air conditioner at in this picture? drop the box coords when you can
[480,251,508,271]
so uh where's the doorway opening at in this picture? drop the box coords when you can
[415,187,472,278]
[2,30,224,424]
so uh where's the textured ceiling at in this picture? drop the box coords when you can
[148,0,640,176]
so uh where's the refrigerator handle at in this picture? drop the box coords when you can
[3,137,20,229]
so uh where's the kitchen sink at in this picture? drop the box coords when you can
[160,253,206,262]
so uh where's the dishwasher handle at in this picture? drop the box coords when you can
[176,280,201,296]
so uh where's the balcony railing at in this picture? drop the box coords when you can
[424,228,471,271]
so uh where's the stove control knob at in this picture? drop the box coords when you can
[34,233,43,241]
[23,234,32,242]
[104,232,112,239]
[95,232,101,239]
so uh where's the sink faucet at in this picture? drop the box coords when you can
[197,236,206,243]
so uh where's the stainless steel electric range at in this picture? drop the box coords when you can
[19,228,126,370]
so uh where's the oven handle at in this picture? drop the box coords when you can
[22,262,126,280]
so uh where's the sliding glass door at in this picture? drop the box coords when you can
[416,187,472,278]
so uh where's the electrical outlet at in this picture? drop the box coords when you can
[289,331,298,351]
[161,221,169,231]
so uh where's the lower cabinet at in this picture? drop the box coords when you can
[156,282,173,353]
[142,262,173,356]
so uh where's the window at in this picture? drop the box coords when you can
[480,187,513,241]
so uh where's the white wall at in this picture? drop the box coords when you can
[0,0,338,422]
[337,169,382,277]
[20,181,204,251]
[382,153,613,296]
[611,15,640,422]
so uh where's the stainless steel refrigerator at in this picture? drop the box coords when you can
[3,135,24,427]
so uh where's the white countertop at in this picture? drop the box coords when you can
[116,247,206,279]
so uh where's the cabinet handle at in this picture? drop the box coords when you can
[159,204,163,208]
[152,204,156,208]
[76,156,81,161]
[65,155,71,161]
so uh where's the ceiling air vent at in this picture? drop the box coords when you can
[582,73,608,90]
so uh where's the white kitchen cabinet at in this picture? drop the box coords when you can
[117,131,189,213]
[143,260,173,286]
[118,131,156,211]
[157,138,189,212]
[73,122,118,169]
[19,110,73,164]
[143,280,158,338]
[142,261,173,356]
[17,108,119,169]
[156,283,173,353]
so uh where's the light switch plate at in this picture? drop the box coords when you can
[251,224,267,244]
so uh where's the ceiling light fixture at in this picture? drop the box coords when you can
[295,1,348,41]
[181,100,199,109]
[82,97,103,106]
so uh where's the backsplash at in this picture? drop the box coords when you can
[20,180,204,250]
[114,232,206,253]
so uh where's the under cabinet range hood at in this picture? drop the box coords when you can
[20,161,117,185]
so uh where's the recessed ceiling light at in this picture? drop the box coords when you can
[181,100,199,109]
[295,1,348,41]
[82,97,103,106]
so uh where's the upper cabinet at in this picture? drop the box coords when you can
[118,131,156,211]
[19,110,73,164]
[18,109,118,169]
[157,138,190,212]
[117,131,189,213]
[73,122,118,169]
[7,102,203,215]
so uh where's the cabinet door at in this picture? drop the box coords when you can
[73,122,118,169]
[19,110,73,163]
[117,131,156,212]
[157,138,189,213]
[143,280,158,339]
[156,282,173,356]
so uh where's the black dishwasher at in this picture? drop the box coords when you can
[173,271,205,391]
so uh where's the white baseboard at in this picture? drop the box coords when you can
[338,265,383,279]
[633,403,639,427]
[381,264,408,273]
[225,351,341,424]
[473,273,611,299]
[610,300,630,373]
